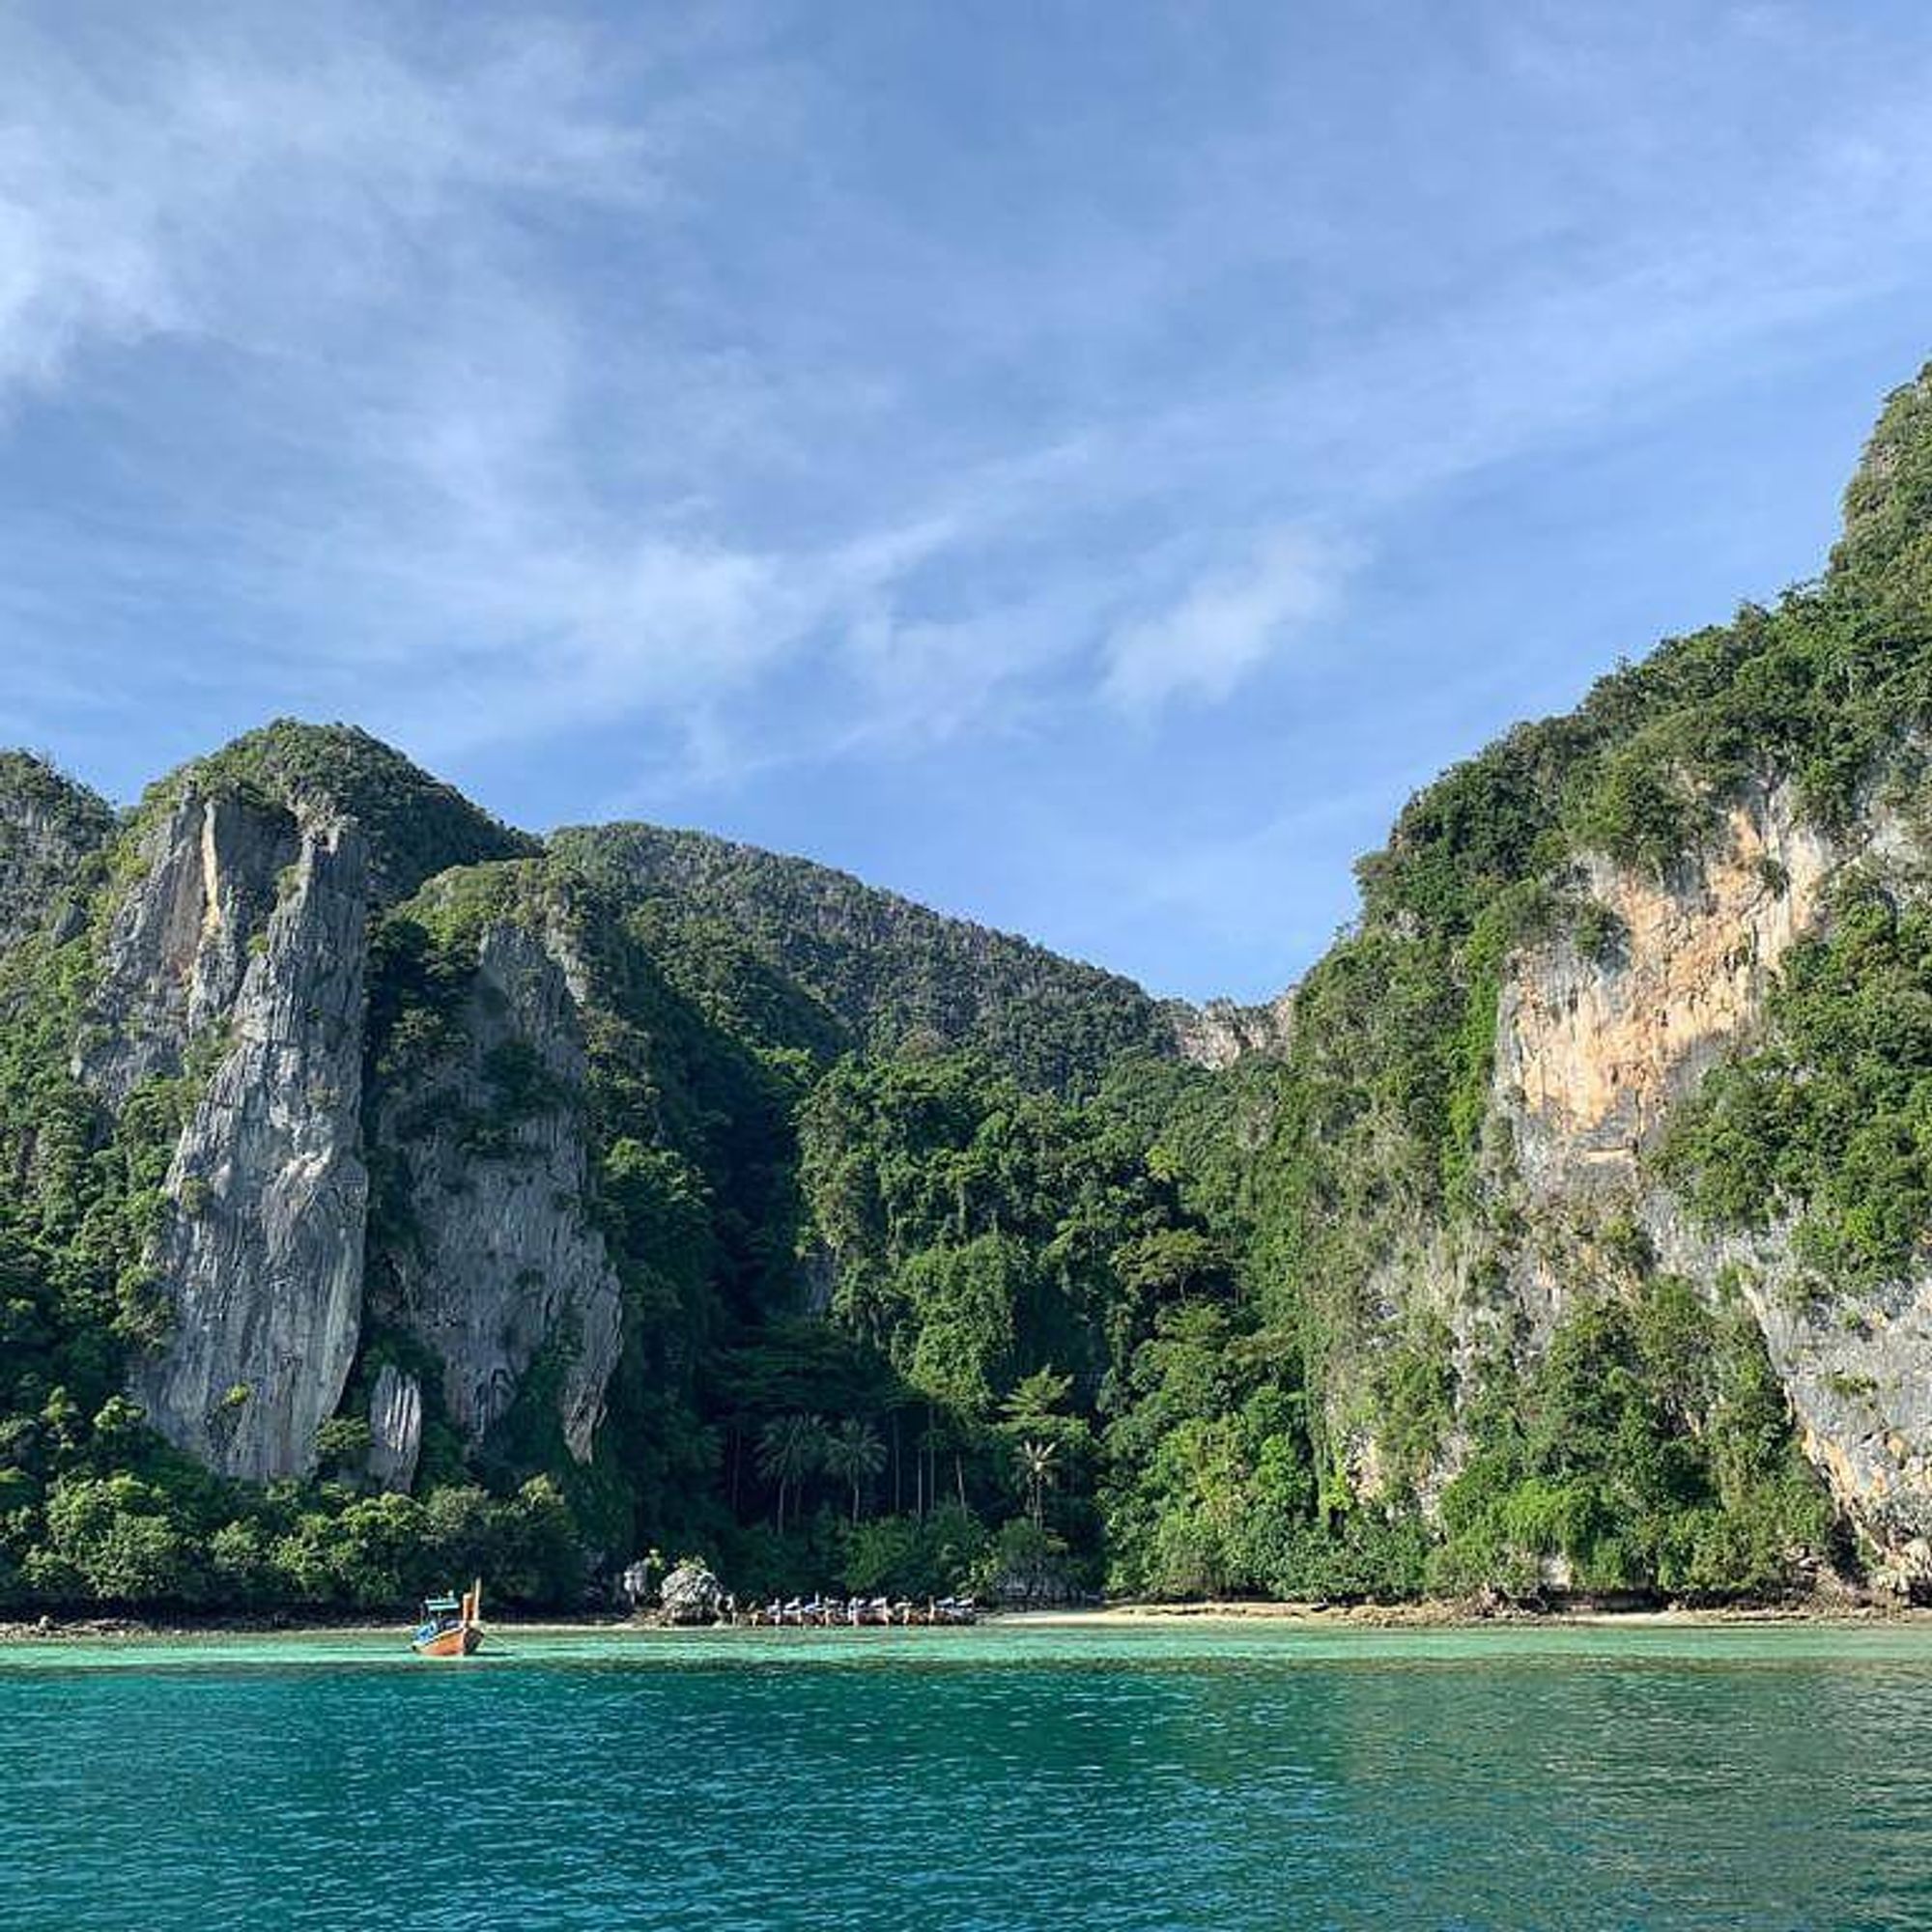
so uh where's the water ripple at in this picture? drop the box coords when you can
[6,1625,1932,1929]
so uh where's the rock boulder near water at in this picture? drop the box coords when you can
[656,1561,724,1625]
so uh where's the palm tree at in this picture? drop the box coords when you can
[822,1417,888,1524]
[757,1413,827,1537]
[1016,1437,1060,1528]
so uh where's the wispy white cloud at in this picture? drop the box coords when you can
[0,11,666,395]
[0,3,827,755]
[1101,529,1350,716]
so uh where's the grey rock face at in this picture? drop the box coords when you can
[79,790,298,1106]
[0,757,113,957]
[1636,1200,1932,1586]
[1169,992,1296,1069]
[128,820,371,1479]
[370,918,623,1463]
[81,780,624,1489]
[367,1363,423,1492]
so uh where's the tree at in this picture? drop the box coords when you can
[35,1474,208,1605]
[822,1417,888,1524]
[757,1413,827,1536]
[1000,1367,1076,1440]
[1014,1437,1060,1528]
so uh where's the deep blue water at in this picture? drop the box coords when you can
[6,1621,1932,1930]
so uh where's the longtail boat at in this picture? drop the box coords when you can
[412,1578,484,1658]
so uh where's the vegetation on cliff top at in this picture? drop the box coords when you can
[145,720,537,901]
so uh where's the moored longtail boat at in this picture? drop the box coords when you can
[412,1578,485,1658]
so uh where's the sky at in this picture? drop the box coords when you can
[4,2,1932,1003]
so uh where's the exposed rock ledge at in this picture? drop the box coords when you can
[1169,992,1295,1069]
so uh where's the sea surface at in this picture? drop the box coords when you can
[5,1619,1930,1931]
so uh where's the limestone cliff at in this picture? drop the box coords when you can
[78,789,298,1107]
[1248,363,1932,1596]
[38,726,599,1487]
[365,1361,423,1492]
[1480,781,1932,1578]
[1169,993,1295,1069]
[127,815,371,1480]
[365,902,623,1465]
[1497,782,1911,1204]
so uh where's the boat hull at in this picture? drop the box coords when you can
[411,1624,483,1659]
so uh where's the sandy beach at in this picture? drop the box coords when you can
[1005,1598,1920,1630]
[5,1595,1923,1644]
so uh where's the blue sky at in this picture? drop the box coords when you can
[4,2,1931,1001]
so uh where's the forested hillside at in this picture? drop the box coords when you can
[548,822,1177,1092]
[3,363,1932,1616]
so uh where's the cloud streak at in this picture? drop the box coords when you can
[5,2,1932,993]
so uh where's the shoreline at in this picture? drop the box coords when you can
[1002,1598,1921,1629]
[5,1596,1926,1644]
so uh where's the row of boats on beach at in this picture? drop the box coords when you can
[725,1595,980,1628]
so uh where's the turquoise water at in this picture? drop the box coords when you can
[7,1621,1932,1930]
